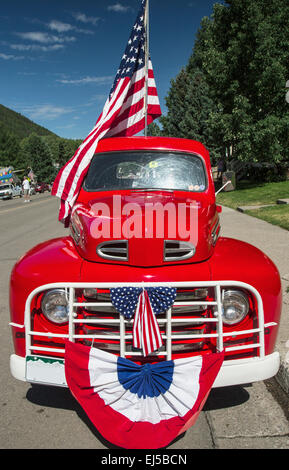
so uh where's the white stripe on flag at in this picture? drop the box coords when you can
[106,107,145,137]
[143,294,151,355]
[133,294,142,350]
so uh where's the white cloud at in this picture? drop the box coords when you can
[72,12,100,25]
[57,75,113,85]
[48,20,74,33]
[108,3,131,13]
[20,104,73,120]
[15,32,76,44]
[0,52,24,60]
[11,43,65,52]
[11,18,95,58]
[48,19,94,35]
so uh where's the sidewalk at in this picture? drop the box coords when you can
[219,205,289,394]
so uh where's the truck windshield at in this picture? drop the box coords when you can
[84,151,207,192]
[0,185,10,190]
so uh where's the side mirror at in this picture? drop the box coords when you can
[216,205,222,213]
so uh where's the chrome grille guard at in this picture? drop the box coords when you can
[16,280,278,361]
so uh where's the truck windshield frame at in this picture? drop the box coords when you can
[83,151,207,193]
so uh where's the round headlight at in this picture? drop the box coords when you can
[41,289,69,324]
[222,290,249,325]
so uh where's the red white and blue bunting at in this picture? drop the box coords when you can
[65,341,224,449]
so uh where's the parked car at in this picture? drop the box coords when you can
[13,185,22,198]
[0,183,22,199]
[9,137,281,445]
[35,182,50,193]
[0,184,13,199]
[29,184,36,196]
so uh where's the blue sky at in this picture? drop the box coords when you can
[0,0,221,140]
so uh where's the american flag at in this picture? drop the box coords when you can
[52,0,161,222]
[133,289,163,356]
[110,286,176,356]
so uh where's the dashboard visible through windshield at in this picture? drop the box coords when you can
[84,151,207,192]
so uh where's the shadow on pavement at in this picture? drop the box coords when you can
[204,384,251,411]
[26,382,251,413]
[26,384,124,449]
[26,381,251,449]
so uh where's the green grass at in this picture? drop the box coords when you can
[244,205,289,231]
[216,180,289,209]
[216,180,289,231]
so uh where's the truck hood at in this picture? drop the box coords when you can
[70,191,219,267]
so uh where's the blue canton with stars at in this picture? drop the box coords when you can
[110,287,177,319]
[109,0,147,98]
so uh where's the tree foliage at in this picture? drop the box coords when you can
[0,126,20,167]
[0,105,82,182]
[20,134,54,182]
[160,0,289,166]
[2,0,289,179]
[0,104,56,140]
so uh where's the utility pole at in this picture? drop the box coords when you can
[144,0,149,137]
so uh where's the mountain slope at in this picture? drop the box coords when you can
[0,103,58,139]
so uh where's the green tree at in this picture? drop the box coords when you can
[58,140,69,166]
[147,121,162,136]
[160,68,191,137]
[21,133,54,182]
[0,126,21,168]
[162,0,289,166]
[160,67,219,160]
[57,138,82,166]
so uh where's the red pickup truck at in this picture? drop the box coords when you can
[9,136,281,446]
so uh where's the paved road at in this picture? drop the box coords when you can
[0,194,288,449]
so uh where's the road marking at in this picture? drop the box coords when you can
[0,197,57,215]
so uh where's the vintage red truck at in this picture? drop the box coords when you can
[9,136,281,422]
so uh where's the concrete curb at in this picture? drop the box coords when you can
[276,361,289,395]
[237,204,275,213]
[219,205,289,395]
[237,199,289,213]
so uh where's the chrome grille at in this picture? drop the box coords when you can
[81,290,208,355]
[22,281,275,363]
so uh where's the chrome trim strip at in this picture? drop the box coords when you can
[163,240,196,261]
[96,240,128,261]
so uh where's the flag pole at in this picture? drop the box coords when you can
[144,0,149,137]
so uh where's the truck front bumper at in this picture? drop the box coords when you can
[10,351,280,389]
